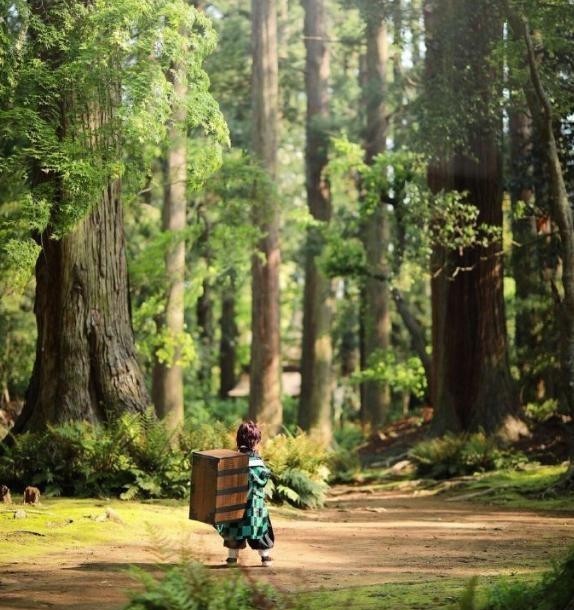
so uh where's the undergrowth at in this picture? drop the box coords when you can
[263,431,331,508]
[124,561,296,610]
[0,413,331,507]
[409,432,522,479]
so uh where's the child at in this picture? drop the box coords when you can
[217,421,274,566]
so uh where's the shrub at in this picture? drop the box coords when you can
[524,399,559,423]
[0,413,191,499]
[263,431,331,509]
[124,561,295,610]
[0,416,334,507]
[180,420,235,454]
[409,432,505,479]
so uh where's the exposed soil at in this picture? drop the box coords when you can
[1,488,573,610]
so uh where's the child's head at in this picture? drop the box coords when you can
[236,420,261,453]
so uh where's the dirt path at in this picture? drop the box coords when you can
[1,488,573,610]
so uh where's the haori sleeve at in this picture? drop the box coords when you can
[250,464,271,488]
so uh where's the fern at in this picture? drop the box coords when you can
[123,561,293,610]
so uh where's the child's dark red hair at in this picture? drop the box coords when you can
[236,421,261,452]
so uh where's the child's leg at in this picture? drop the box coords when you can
[224,539,245,565]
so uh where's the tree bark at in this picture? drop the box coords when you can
[425,0,521,438]
[151,60,187,434]
[297,0,333,444]
[361,14,392,431]
[249,0,282,435]
[509,107,548,403]
[14,181,149,433]
[219,284,238,398]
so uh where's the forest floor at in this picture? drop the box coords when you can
[1,483,573,610]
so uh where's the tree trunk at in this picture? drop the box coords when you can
[249,0,282,435]
[297,0,333,444]
[196,278,214,391]
[151,61,187,433]
[425,0,521,438]
[361,15,392,431]
[509,108,547,403]
[505,2,574,419]
[219,284,238,398]
[12,2,149,434]
[14,182,149,433]
[339,281,359,378]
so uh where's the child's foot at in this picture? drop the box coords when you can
[226,557,238,567]
[260,556,273,567]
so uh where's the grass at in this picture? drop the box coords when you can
[448,464,574,511]
[0,497,196,563]
[356,463,574,512]
[296,573,544,610]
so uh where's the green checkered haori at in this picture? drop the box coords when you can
[216,453,270,541]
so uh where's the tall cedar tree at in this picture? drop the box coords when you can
[298,0,334,444]
[151,59,188,433]
[12,1,149,432]
[249,0,283,435]
[424,0,521,436]
[360,7,392,430]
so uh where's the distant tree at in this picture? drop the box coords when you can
[152,55,188,434]
[298,0,334,444]
[249,0,283,435]
[359,3,392,430]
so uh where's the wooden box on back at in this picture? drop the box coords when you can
[189,449,249,525]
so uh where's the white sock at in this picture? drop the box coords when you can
[228,548,239,559]
[258,549,270,559]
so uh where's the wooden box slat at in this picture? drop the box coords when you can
[189,449,249,525]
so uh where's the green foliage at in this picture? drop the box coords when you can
[0,412,188,498]
[0,413,238,499]
[263,432,331,509]
[181,420,235,455]
[454,546,574,610]
[0,0,227,292]
[0,415,334,508]
[409,432,511,479]
[0,288,36,400]
[124,560,294,610]
[352,350,428,399]
[327,138,502,280]
[524,399,559,424]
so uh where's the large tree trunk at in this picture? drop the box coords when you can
[151,62,187,433]
[249,0,282,435]
[360,15,392,431]
[297,0,333,444]
[425,0,521,437]
[14,182,149,433]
